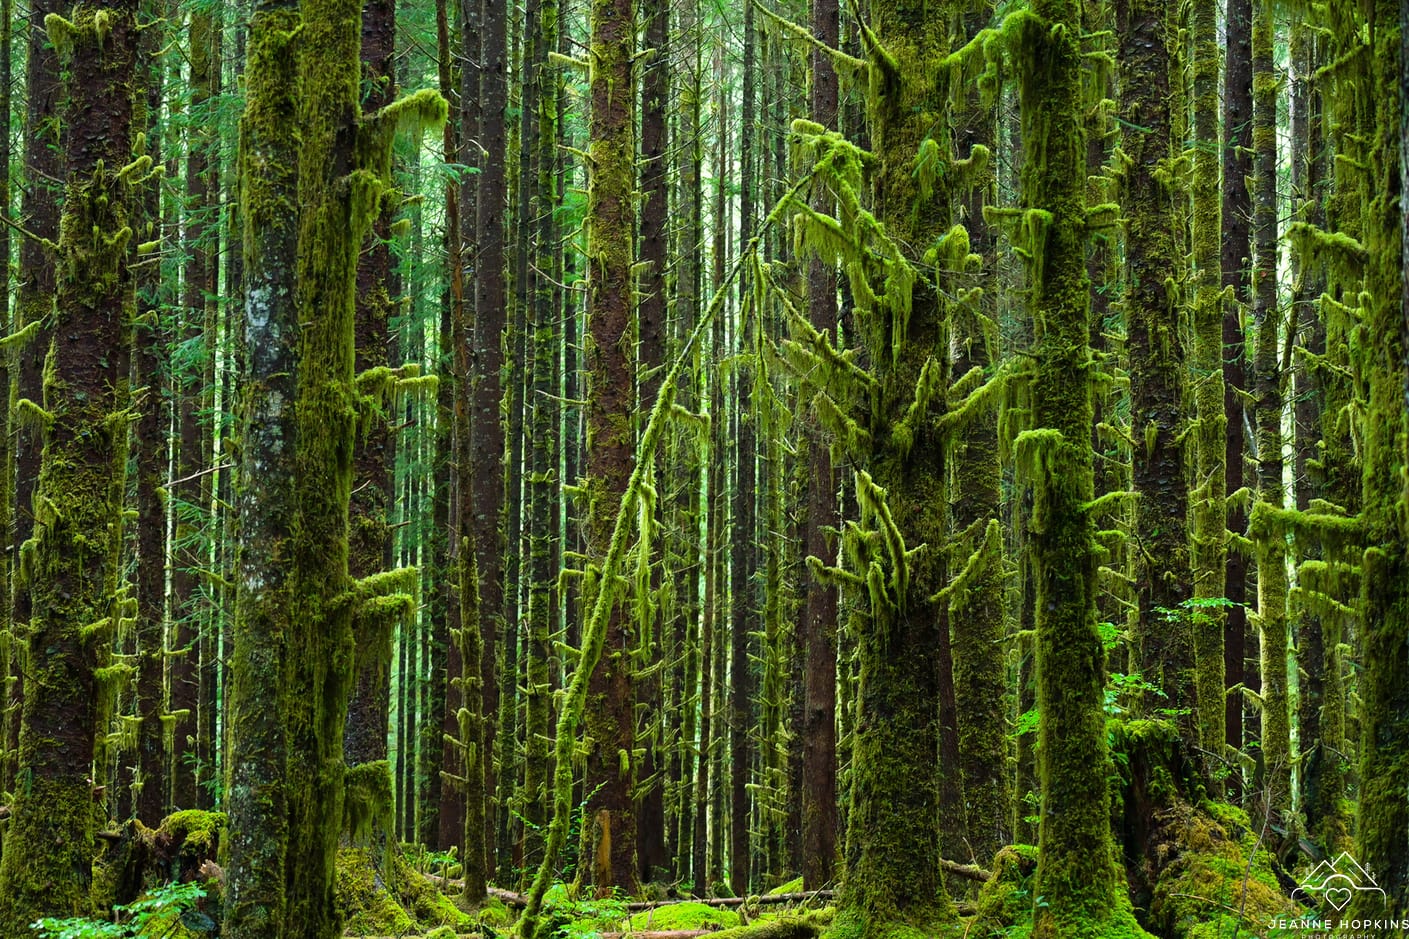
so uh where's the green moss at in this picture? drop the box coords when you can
[1145,804,1303,938]
[969,845,1038,938]
[629,901,742,931]
[342,760,394,845]
[338,847,414,936]
[336,847,474,937]
[770,876,804,895]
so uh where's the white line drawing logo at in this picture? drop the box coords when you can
[1292,852,1387,912]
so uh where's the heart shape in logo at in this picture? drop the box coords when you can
[1326,886,1352,911]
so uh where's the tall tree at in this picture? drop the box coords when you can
[1351,0,1407,917]
[1007,0,1145,932]
[224,2,301,933]
[799,0,840,890]
[1188,0,1228,789]
[7,0,63,800]
[1248,0,1292,832]
[581,0,640,892]
[224,0,443,932]
[472,0,508,881]
[1119,0,1190,731]
[0,0,141,927]
[1220,0,1253,787]
[520,0,561,883]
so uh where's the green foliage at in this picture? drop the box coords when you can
[31,882,209,939]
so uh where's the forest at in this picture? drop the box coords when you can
[0,0,1403,935]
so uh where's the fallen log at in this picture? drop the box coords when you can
[941,858,993,882]
[622,890,834,912]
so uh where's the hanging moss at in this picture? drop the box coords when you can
[0,2,138,931]
[1186,0,1228,792]
[1348,0,1407,919]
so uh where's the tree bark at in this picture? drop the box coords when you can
[224,5,301,934]
[0,1,139,928]
[581,0,640,892]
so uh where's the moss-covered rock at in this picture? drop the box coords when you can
[628,900,742,931]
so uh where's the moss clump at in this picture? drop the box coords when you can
[769,876,804,895]
[159,810,225,855]
[629,901,742,931]
[969,845,1038,938]
[1144,803,1302,938]
[336,847,474,937]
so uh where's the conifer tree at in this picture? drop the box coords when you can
[1188,0,1228,789]
[1350,0,1407,916]
[0,0,143,928]
[1004,0,1147,932]
[1248,0,1291,829]
[581,0,640,891]
[1118,0,1189,729]
[225,3,300,933]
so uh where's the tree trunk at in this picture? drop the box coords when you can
[131,18,169,827]
[473,0,508,882]
[1249,0,1292,831]
[0,1,139,928]
[1221,0,1253,798]
[1119,0,1191,735]
[799,0,840,867]
[1189,0,1228,794]
[581,0,639,892]
[5,0,62,805]
[520,0,560,884]
[223,5,301,934]
[1351,0,1408,918]
[1011,0,1140,932]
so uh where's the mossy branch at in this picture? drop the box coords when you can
[932,519,1002,608]
[362,88,449,150]
[753,0,867,75]
[0,320,42,352]
[937,364,1010,437]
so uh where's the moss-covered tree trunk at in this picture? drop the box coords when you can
[580,0,640,896]
[1009,1,1144,933]
[437,0,479,856]
[6,0,62,803]
[635,0,670,881]
[1188,0,1227,793]
[344,0,398,775]
[0,0,11,825]
[520,0,560,883]
[797,0,965,927]
[131,18,169,826]
[169,5,218,810]
[224,3,300,934]
[1118,0,1190,732]
[279,0,443,931]
[0,1,139,929]
[1220,0,1252,795]
[471,0,508,880]
[1248,0,1292,830]
[729,0,758,895]
[799,0,840,890]
[1350,0,1407,918]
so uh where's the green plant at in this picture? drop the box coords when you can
[31,882,209,939]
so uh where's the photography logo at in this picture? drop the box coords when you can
[1292,852,1387,912]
